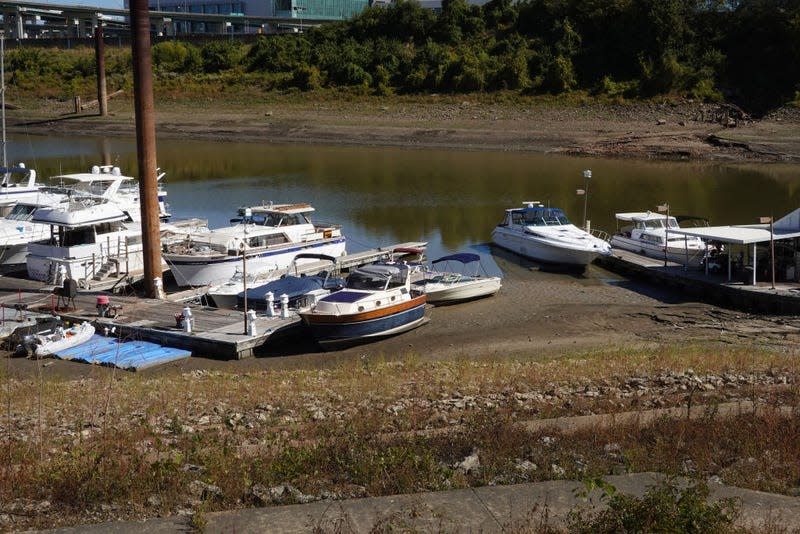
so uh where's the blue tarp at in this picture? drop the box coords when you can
[52,334,191,371]
[431,253,480,265]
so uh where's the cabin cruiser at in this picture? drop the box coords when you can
[0,165,170,270]
[491,201,611,267]
[25,195,148,288]
[163,203,346,287]
[610,211,708,267]
[299,262,427,349]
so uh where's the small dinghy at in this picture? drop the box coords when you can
[30,321,95,358]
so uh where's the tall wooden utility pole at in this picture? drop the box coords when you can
[130,0,163,298]
[94,25,108,117]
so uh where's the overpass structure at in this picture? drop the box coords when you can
[0,0,321,39]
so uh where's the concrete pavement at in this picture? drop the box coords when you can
[42,473,800,533]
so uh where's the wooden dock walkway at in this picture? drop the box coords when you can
[0,241,430,359]
[597,248,800,314]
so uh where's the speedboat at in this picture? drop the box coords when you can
[299,262,427,349]
[163,202,346,287]
[491,201,612,266]
[610,211,708,267]
[420,253,502,304]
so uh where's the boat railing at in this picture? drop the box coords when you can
[590,228,612,242]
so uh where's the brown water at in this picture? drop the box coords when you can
[14,134,800,274]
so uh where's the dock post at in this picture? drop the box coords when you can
[280,293,289,318]
[182,306,193,333]
[265,291,275,316]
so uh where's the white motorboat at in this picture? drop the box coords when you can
[29,321,95,358]
[421,253,502,304]
[610,211,708,267]
[299,262,427,349]
[0,164,43,212]
[163,202,346,287]
[491,202,612,267]
[0,165,170,270]
[26,195,148,287]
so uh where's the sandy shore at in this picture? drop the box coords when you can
[9,98,800,162]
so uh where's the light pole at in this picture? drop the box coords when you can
[657,202,669,267]
[581,169,591,231]
[242,207,251,334]
[293,5,305,32]
[759,216,775,289]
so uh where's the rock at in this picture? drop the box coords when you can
[657,118,667,125]
[515,459,538,473]
[551,464,566,477]
[456,449,481,475]
[189,480,223,501]
[183,463,206,474]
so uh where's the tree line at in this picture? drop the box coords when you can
[6,0,800,114]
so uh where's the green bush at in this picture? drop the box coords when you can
[569,478,740,534]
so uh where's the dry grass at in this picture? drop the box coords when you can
[0,341,798,531]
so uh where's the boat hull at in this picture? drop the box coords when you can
[166,238,346,287]
[610,235,706,267]
[301,295,427,348]
[492,228,607,266]
[425,277,501,304]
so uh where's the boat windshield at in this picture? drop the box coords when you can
[4,203,37,221]
[515,207,570,226]
[346,271,390,291]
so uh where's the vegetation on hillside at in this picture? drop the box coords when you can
[5,0,800,115]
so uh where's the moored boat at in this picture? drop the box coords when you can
[610,211,708,267]
[233,253,345,312]
[421,252,502,304]
[28,321,95,358]
[491,201,611,267]
[163,202,346,287]
[26,195,146,287]
[299,262,427,349]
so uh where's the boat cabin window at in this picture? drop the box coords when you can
[347,272,391,291]
[518,208,570,226]
[5,204,37,221]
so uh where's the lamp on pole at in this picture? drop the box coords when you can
[579,169,591,231]
[293,5,305,32]
[657,202,669,267]
[242,207,251,334]
[759,216,775,289]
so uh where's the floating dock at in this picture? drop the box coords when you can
[0,242,429,360]
[597,248,800,314]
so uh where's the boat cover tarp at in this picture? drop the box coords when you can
[431,253,480,264]
[240,274,343,305]
[51,334,191,371]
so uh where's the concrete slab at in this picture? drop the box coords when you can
[38,473,800,534]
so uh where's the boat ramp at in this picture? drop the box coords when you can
[0,242,428,361]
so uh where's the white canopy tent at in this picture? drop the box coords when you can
[669,208,800,285]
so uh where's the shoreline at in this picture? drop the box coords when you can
[8,98,800,163]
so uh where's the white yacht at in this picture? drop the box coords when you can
[0,164,43,212]
[0,165,170,271]
[610,211,708,266]
[491,202,611,267]
[26,195,147,287]
[163,202,346,287]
